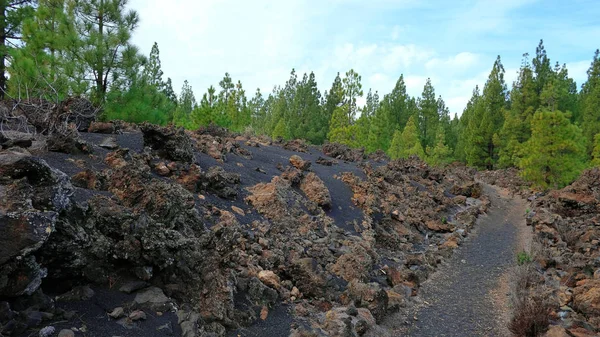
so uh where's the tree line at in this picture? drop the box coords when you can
[3,1,600,189]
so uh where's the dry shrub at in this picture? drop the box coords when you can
[555,221,580,248]
[508,264,554,337]
[509,295,553,337]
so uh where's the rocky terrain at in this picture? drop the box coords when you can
[521,169,600,337]
[1,99,488,337]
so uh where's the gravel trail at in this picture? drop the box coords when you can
[378,183,529,337]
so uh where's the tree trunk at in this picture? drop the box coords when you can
[95,0,104,104]
[0,0,7,99]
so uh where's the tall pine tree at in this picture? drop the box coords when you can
[519,109,585,189]
[582,49,600,154]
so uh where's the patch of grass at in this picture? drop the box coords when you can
[509,295,552,337]
[441,216,448,224]
[517,251,533,265]
[509,264,553,337]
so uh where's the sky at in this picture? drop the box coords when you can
[128,0,600,116]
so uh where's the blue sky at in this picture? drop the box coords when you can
[128,0,600,115]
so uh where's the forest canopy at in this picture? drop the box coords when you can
[3,1,600,189]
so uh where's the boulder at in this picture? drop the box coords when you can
[346,281,389,323]
[573,279,600,316]
[300,172,332,208]
[140,123,194,163]
[290,155,311,171]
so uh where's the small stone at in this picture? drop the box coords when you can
[231,206,245,216]
[38,326,55,337]
[57,286,95,301]
[157,322,173,334]
[108,307,125,319]
[155,162,170,176]
[260,306,268,320]
[134,266,153,281]
[119,281,149,294]
[258,237,269,248]
[236,162,244,167]
[99,137,119,150]
[129,310,147,321]
[291,287,300,298]
[57,329,75,337]
[134,287,170,311]
[258,270,281,289]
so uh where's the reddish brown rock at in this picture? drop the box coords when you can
[289,155,311,171]
[258,270,281,289]
[573,279,600,316]
[300,172,331,208]
[88,122,115,134]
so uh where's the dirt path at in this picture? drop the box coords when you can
[376,183,530,337]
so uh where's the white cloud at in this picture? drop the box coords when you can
[566,60,591,87]
[425,52,480,73]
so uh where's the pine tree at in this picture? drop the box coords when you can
[8,0,81,100]
[496,54,538,167]
[328,104,356,146]
[342,69,363,124]
[592,134,600,167]
[418,78,438,152]
[519,109,585,189]
[143,42,164,89]
[388,115,424,159]
[427,125,452,166]
[387,75,412,131]
[0,0,35,97]
[190,93,215,128]
[173,80,196,127]
[465,56,507,169]
[163,78,177,106]
[367,75,409,153]
[532,40,552,97]
[292,72,323,143]
[388,129,402,159]
[582,50,600,153]
[272,118,290,140]
[355,89,378,149]
[367,102,391,152]
[455,86,480,162]
[70,0,140,104]
[323,72,344,133]
[249,88,265,133]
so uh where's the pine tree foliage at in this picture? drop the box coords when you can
[173,80,196,127]
[4,18,600,187]
[519,109,586,189]
[465,56,507,169]
[418,78,438,152]
[427,126,453,166]
[342,69,363,124]
[70,0,140,104]
[0,0,35,97]
[592,134,600,167]
[582,50,600,153]
[388,115,424,159]
[8,0,78,100]
[328,104,356,146]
